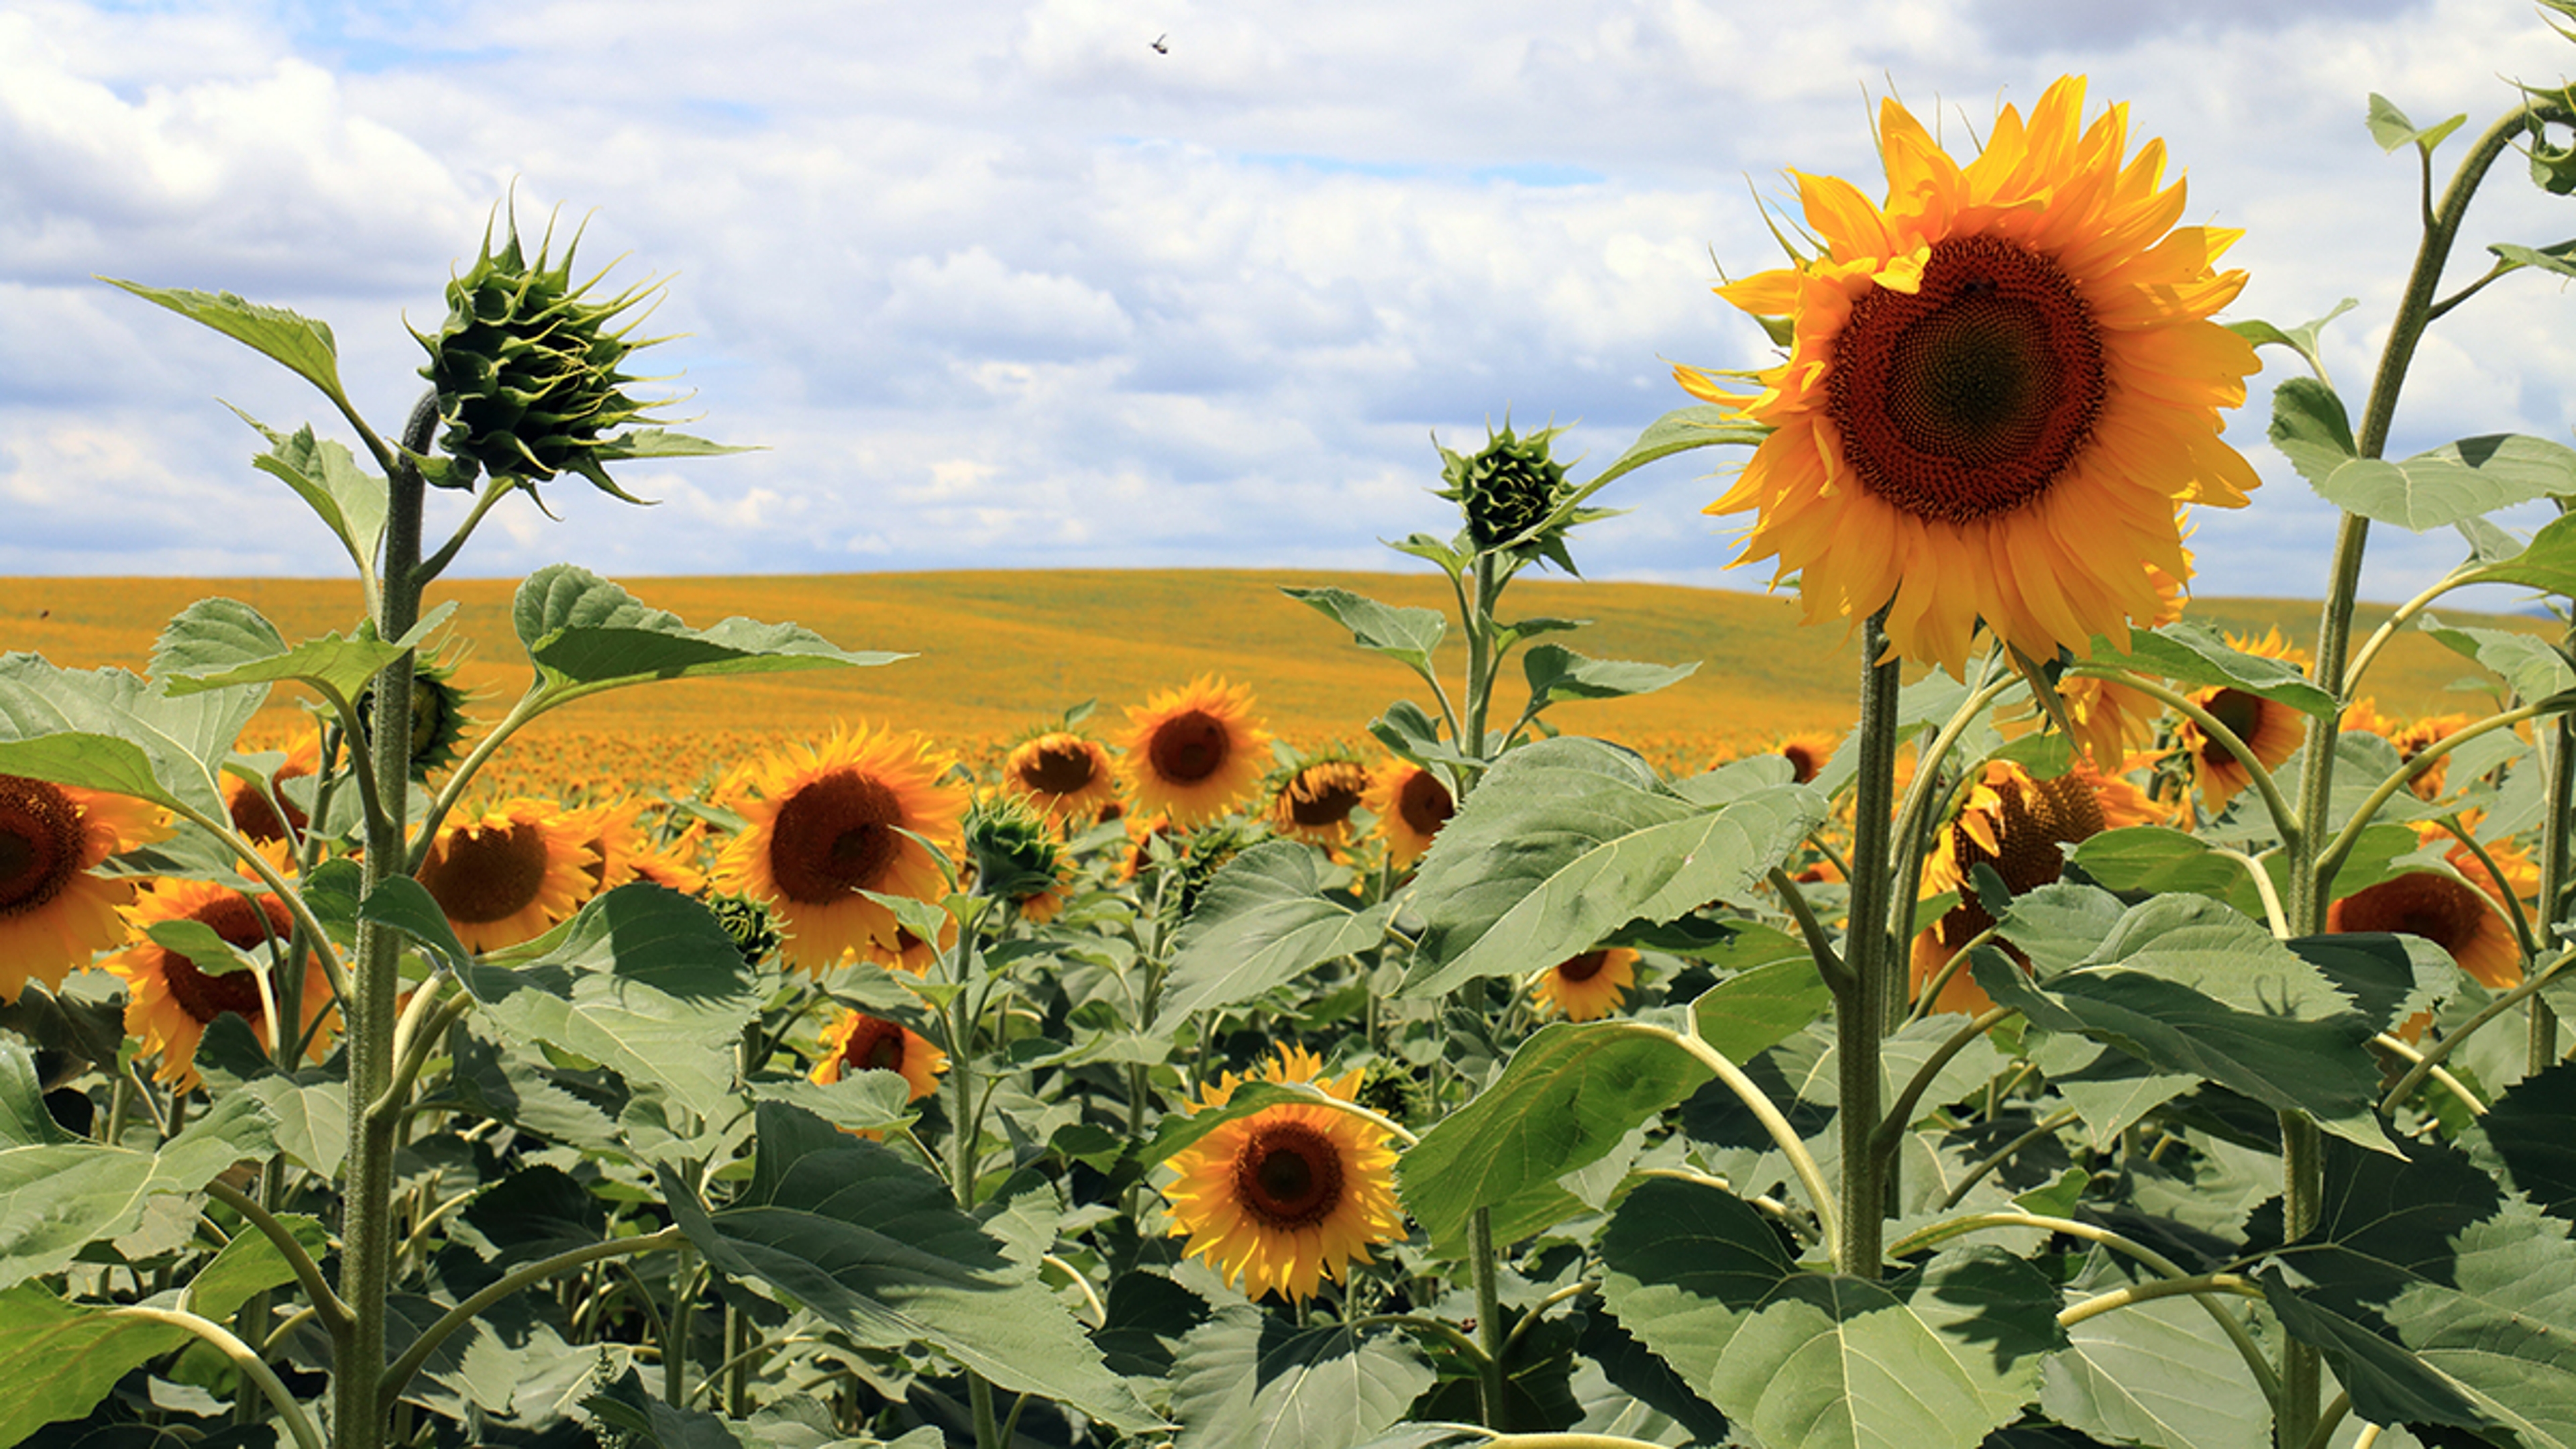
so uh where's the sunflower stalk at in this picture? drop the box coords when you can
[1835,608,1905,1279]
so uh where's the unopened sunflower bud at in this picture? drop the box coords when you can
[1437,421,1573,553]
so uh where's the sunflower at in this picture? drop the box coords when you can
[109,847,338,1090]
[566,796,652,904]
[1267,758,1373,849]
[809,1007,947,1102]
[2392,712,2479,802]
[863,917,956,975]
[0,774,165,1003]
[1532,948,1640,1022]
[1362,761,1454,872]
[714,727,969,974]
[225,731,323,846]
[964,795,1071,923]
[1913,758,2159,1014]
[2329,824,2534,991]
[2174,630,2310,816]
[1681,77,2258,674]
[627,820,710,896]
[1121,676,1272,827]
[1161,1044,1405,1304]
[416,798,597,953]
[1000,731,1119,826]
[1771,732,1840,785]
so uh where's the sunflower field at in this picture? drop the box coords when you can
[21,27,2576,1449]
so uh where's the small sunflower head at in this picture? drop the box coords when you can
[1436,420,1580,558]
[356,657,474,782]
[706,892,784,968]
[413,203,674,499]
[963,795,1066,904]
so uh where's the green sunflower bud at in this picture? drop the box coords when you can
[963,796,1067,903]
[354,657,474,781]
[413,204,676,500]
[1436,420,1574,553]
[706,892,784,968]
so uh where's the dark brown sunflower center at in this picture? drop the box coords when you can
[768,772,905,904]
[1781,744,1824,784]
[2203,690,2264,753]
[0,775,82,918]
[1149,711,1230,786]
[1955,773,2108,896]
[421,822,553,924]
[159,892,295,1026]
[1286,767,1366,827]
[1232,1118,1344,1230]
[229,762,312,845]
[1558,950,1611,983]
[1397,770,1454,837]
[837,1018,907,1075]
[1020,741,1099,796]
[1828,235,2104,525]
[2336,874,2487,954]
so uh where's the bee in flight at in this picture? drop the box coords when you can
[1150,34,1169,53]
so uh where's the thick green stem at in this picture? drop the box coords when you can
[2538,684,2574,1073]
[1469,1209,1511,1428]
[1837,609,1903,1279]
[333,388,437,1449]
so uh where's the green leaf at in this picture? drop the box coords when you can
[588,427,757,463]
[2262,1132,2576,1446]
[1160,841,1395,1022]
[2365,93,2467,155]
[2070,826,2264,919]
[746,1074,914,1137]
[1597,1177,2065,1449]
[0,1043,71,1148]
[1397,1021,1711,1254]
[2422,616,2576,704]
[186,1209,331,1322]
[1973,894,2391,1153]
[1586,404,1770,496]
[1518,644,1698,710]
[0,1091,276,1288]
[1280,586,1447,674]
[1400,738,1823,998]
[155,596,455,704]
[243,1072,352,1178]
[0,653,262,819]
[1169,1305,1437,1449]
[2493,239,2576,282]
[1138,1081,1332,1169]
[1690,955,1833,1063]
[143,917,260,978]
[0,1283,195,1443]
[582,1365,750,1449]
[2226,298,2357,384]
[2481,1060,2576,1222]
[2276,381,2576,529]
[2110,621,2337,716]
[360,875,477,973]
[514,564,907,695]
[2043,1271,2271,1449]
[445,885,762,1122]
[228,409,388,578]
[663,1102,1157,1431]
[1996,882,2131,975]
[102,279,348,404]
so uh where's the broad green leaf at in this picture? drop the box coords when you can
[2422,616,2576,704]
[2269,375,2360,482]
[1597,1177,2065,1449]
[1401,738,1823,997]
[2313,433,2576,532]
[155,596,456,703]
[1519,644,1698,710]
[451,1026,625,1157]
[361,875,477,973]
[2365,93,2467,154]
[103,279,347,403]
[1169,1305,1437,1449]
[243,1072,352,1178]
[0,1042,71,1148]
[1974,894,2390,1153]
[514,564,905,695]
[2043,1272,2270,1449]
[2263,1132,2576,1447]
[227,409,387,579]
[446,885,762,1122]
[1138,1081,1332,1169]
[1161,843,1394,1022]
[2108,621,2337,716]
[2071,826,2264,919]
[2493,239,2576,282]
[746,1073,914,1137]
[0,653,262,819]
[2030,1037,2194,1152]
[1398,1021,1709,1254]
[582,1365,751,1449]
[186,1209,332,1321]
[662,1102,1157,1431]
[2480,1060,2576,1222]
[144,917,259,977]
[0,1090,276,1288]
[1280,586,1446,674]
[2226,298,2357,384]
[1994,882,2130,975]
[1586,404,1769,495]
[0,1283,194,1443]
[1690,956,1833,1063]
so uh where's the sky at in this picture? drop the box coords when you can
[7,0,2576,609]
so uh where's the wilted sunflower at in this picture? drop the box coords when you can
[1001,731,1118,825]
[109,847,338,1090]
[0,774,164,1003]
[1913,759,2158,1014]
[1362,761,1454,872]
[1682,77,2258,673]
[2330,824,2534,991]
[417,799,597,953]
[225,731,323,846]
[1267,758,1373,849]
[809,1007,948,1102]
[1122,677,1271,828]
[1533,948,1640,1022]
[1162,1044,1405,1304]
[714,727,968,973]
[2174,629,2310,817]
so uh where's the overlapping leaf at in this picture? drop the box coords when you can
[0,1069,276,1288]
[1280,586,1446,676]
[1169,1305,1436,1449]
[0,653,262,819]
[513,564,905,695]
[1161,843,1394,1022]
[2272,375,2576,529]
[154,595,455,703]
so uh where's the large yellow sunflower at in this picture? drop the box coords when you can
[2330,824,2534,991]
[1267,758,1373,849]
[1682,77,2258,673]
[1362,761,1454,872]
[809,1007,948,1101]
[1163,1044,1405,1304]
[1913,758,2159,1014]
[0,774,165,1002]
[2174,629,2310,816]
[1533,947,1640,1022]
[1000,731,1119,826]
[714,727,969,973]
[416,799,598,953]
[1121,677,1272,828]
[109,847,339,1090]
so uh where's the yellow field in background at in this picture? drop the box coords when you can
[0,569,2552,800]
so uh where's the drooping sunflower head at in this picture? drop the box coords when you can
[712,727,969,974]
[413,201,678,499]
[1532,947,1640,1022]
[1361,760,1454,872]
[1000,731,1118,826]
[1436,420,1583,559]
[964,794,1071,922]
[2176,631,2312,815]
[808,1007,948,1102]
[1163,1045,1405,1304]
[108,847,338,1090]
[225,731,324,846]
[417,798,597,954]
[1265,756,1373,849]
[1687,77,2259,673]
[2330,824,2534,991]
[1121,676,1272,828]
[357,657,475,782]
[0,775,165,1003]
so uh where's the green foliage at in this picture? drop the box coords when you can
[515,564,908,698]
[1159,841,1394,1021]
[2271,375,2576,529]
[1168,1307,1436,1449]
